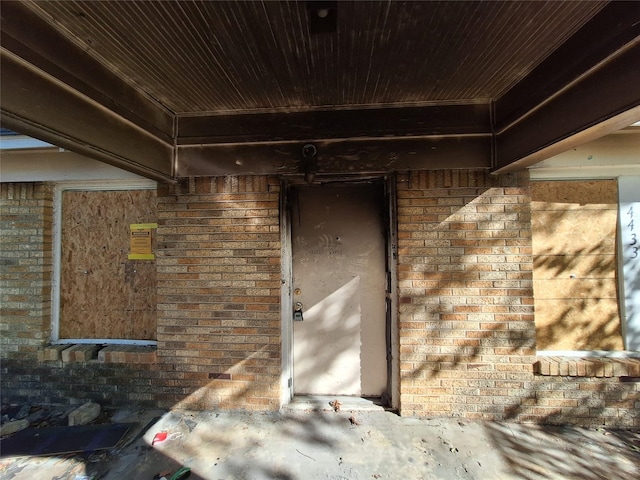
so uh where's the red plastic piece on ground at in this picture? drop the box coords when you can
[152,431,168,445]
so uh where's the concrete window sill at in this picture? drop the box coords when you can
[534,356,640,378]
[38,344,157,364]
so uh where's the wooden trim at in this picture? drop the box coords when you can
[51,181,157,344]
[177,104,491,145]
[0,52,175,182]
[177,136,492,176]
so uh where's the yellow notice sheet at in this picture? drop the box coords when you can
[128,223,157,260]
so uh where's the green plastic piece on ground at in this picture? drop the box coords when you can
[169,467,191,480]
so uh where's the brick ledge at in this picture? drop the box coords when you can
[534,356,640,377]
[38,344,156,364]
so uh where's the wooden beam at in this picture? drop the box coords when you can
[177,136,491,176]
[0,1,175,182]
[177,103,491,145]
[496,2,640,132]
[494,43,640,172]
[0,1,174,142]
[0,51,175,182]
[494,2,640,171]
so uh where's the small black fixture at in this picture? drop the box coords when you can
[301,143,318,183]
[306,1,338,34]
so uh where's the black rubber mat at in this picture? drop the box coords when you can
[0,422,137,457]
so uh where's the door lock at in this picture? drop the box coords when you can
[293,302,304,321]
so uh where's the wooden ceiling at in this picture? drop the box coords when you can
[1,1,639,182]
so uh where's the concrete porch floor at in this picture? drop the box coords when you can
[284,395,387,412]
[1,406,639,480]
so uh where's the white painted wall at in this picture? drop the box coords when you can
[618,176,640,351]
[0,149,148,182]
[529,129,640,180]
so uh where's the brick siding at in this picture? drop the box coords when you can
[396,170,639,427]
[396,170,536,418]
[155,176,282,411]
[1,359,159,407]
[0,183,53,360]
[0,182,159,407]
[1,173,638,426]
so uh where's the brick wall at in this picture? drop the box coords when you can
[0,183,53,360]
[1,182,160,408]
[396,170,639,427]
[1,359,159,407]
[396,170,535,419]
[1,173,637,426]
[155,176,282,411]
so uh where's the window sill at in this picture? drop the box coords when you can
[38,344,156,364]
[534,356,640,378]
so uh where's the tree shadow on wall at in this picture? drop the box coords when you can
[533,241,624,351]
[402,189,639,479]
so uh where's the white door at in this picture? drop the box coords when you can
[291,183,387,396]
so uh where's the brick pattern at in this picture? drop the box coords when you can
[155,176,282,411]
[1,182,159,408]
[0,183,53,360]
[97,345,157,364]
[396,170,640,427]
[1,358,159,407]
[524,376,639,427]
[534,357,640,378]
[397,170,537,418]
[2,174,638,427]
[61,344,100,363]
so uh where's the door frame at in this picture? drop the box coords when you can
[279,175,399,409]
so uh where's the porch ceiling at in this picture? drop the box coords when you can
[1,1,639,182]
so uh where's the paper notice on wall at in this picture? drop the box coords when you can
[128,223,157,260]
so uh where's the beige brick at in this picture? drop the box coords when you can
[61,344,99,363]
[38,345,70,362]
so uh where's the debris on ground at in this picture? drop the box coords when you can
[2,407,639,480]
[14,405,30,420]
[153,469,173,479]
[150,430,185,448]
[0,422,137,456]
[153,466,191,480]
[69,402,102,426]
[0,419,29,436]
[2,402,112,433]
[152,431,168,445]
[329,399,341,412]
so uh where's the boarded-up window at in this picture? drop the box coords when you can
[532,180,623,351]
[59,189,157,340]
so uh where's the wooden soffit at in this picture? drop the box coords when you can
[1,1,638,181]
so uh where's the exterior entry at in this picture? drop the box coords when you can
[290,183,387,396]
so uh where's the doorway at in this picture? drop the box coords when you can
[286,181,391,399]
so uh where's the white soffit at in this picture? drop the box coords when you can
[0,148,151,182]
[529,127,640,180]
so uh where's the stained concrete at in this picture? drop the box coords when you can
[1,403,639,480]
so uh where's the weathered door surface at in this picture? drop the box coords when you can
[291,183,387,396]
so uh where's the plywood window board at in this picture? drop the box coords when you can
[59,190,157,340]
[531,180,623,351]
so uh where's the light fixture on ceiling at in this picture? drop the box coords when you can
[306,1,337,34]
[301,143,318,183]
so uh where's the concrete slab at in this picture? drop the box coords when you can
[1,408,638,480]
[285,395,386,412]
